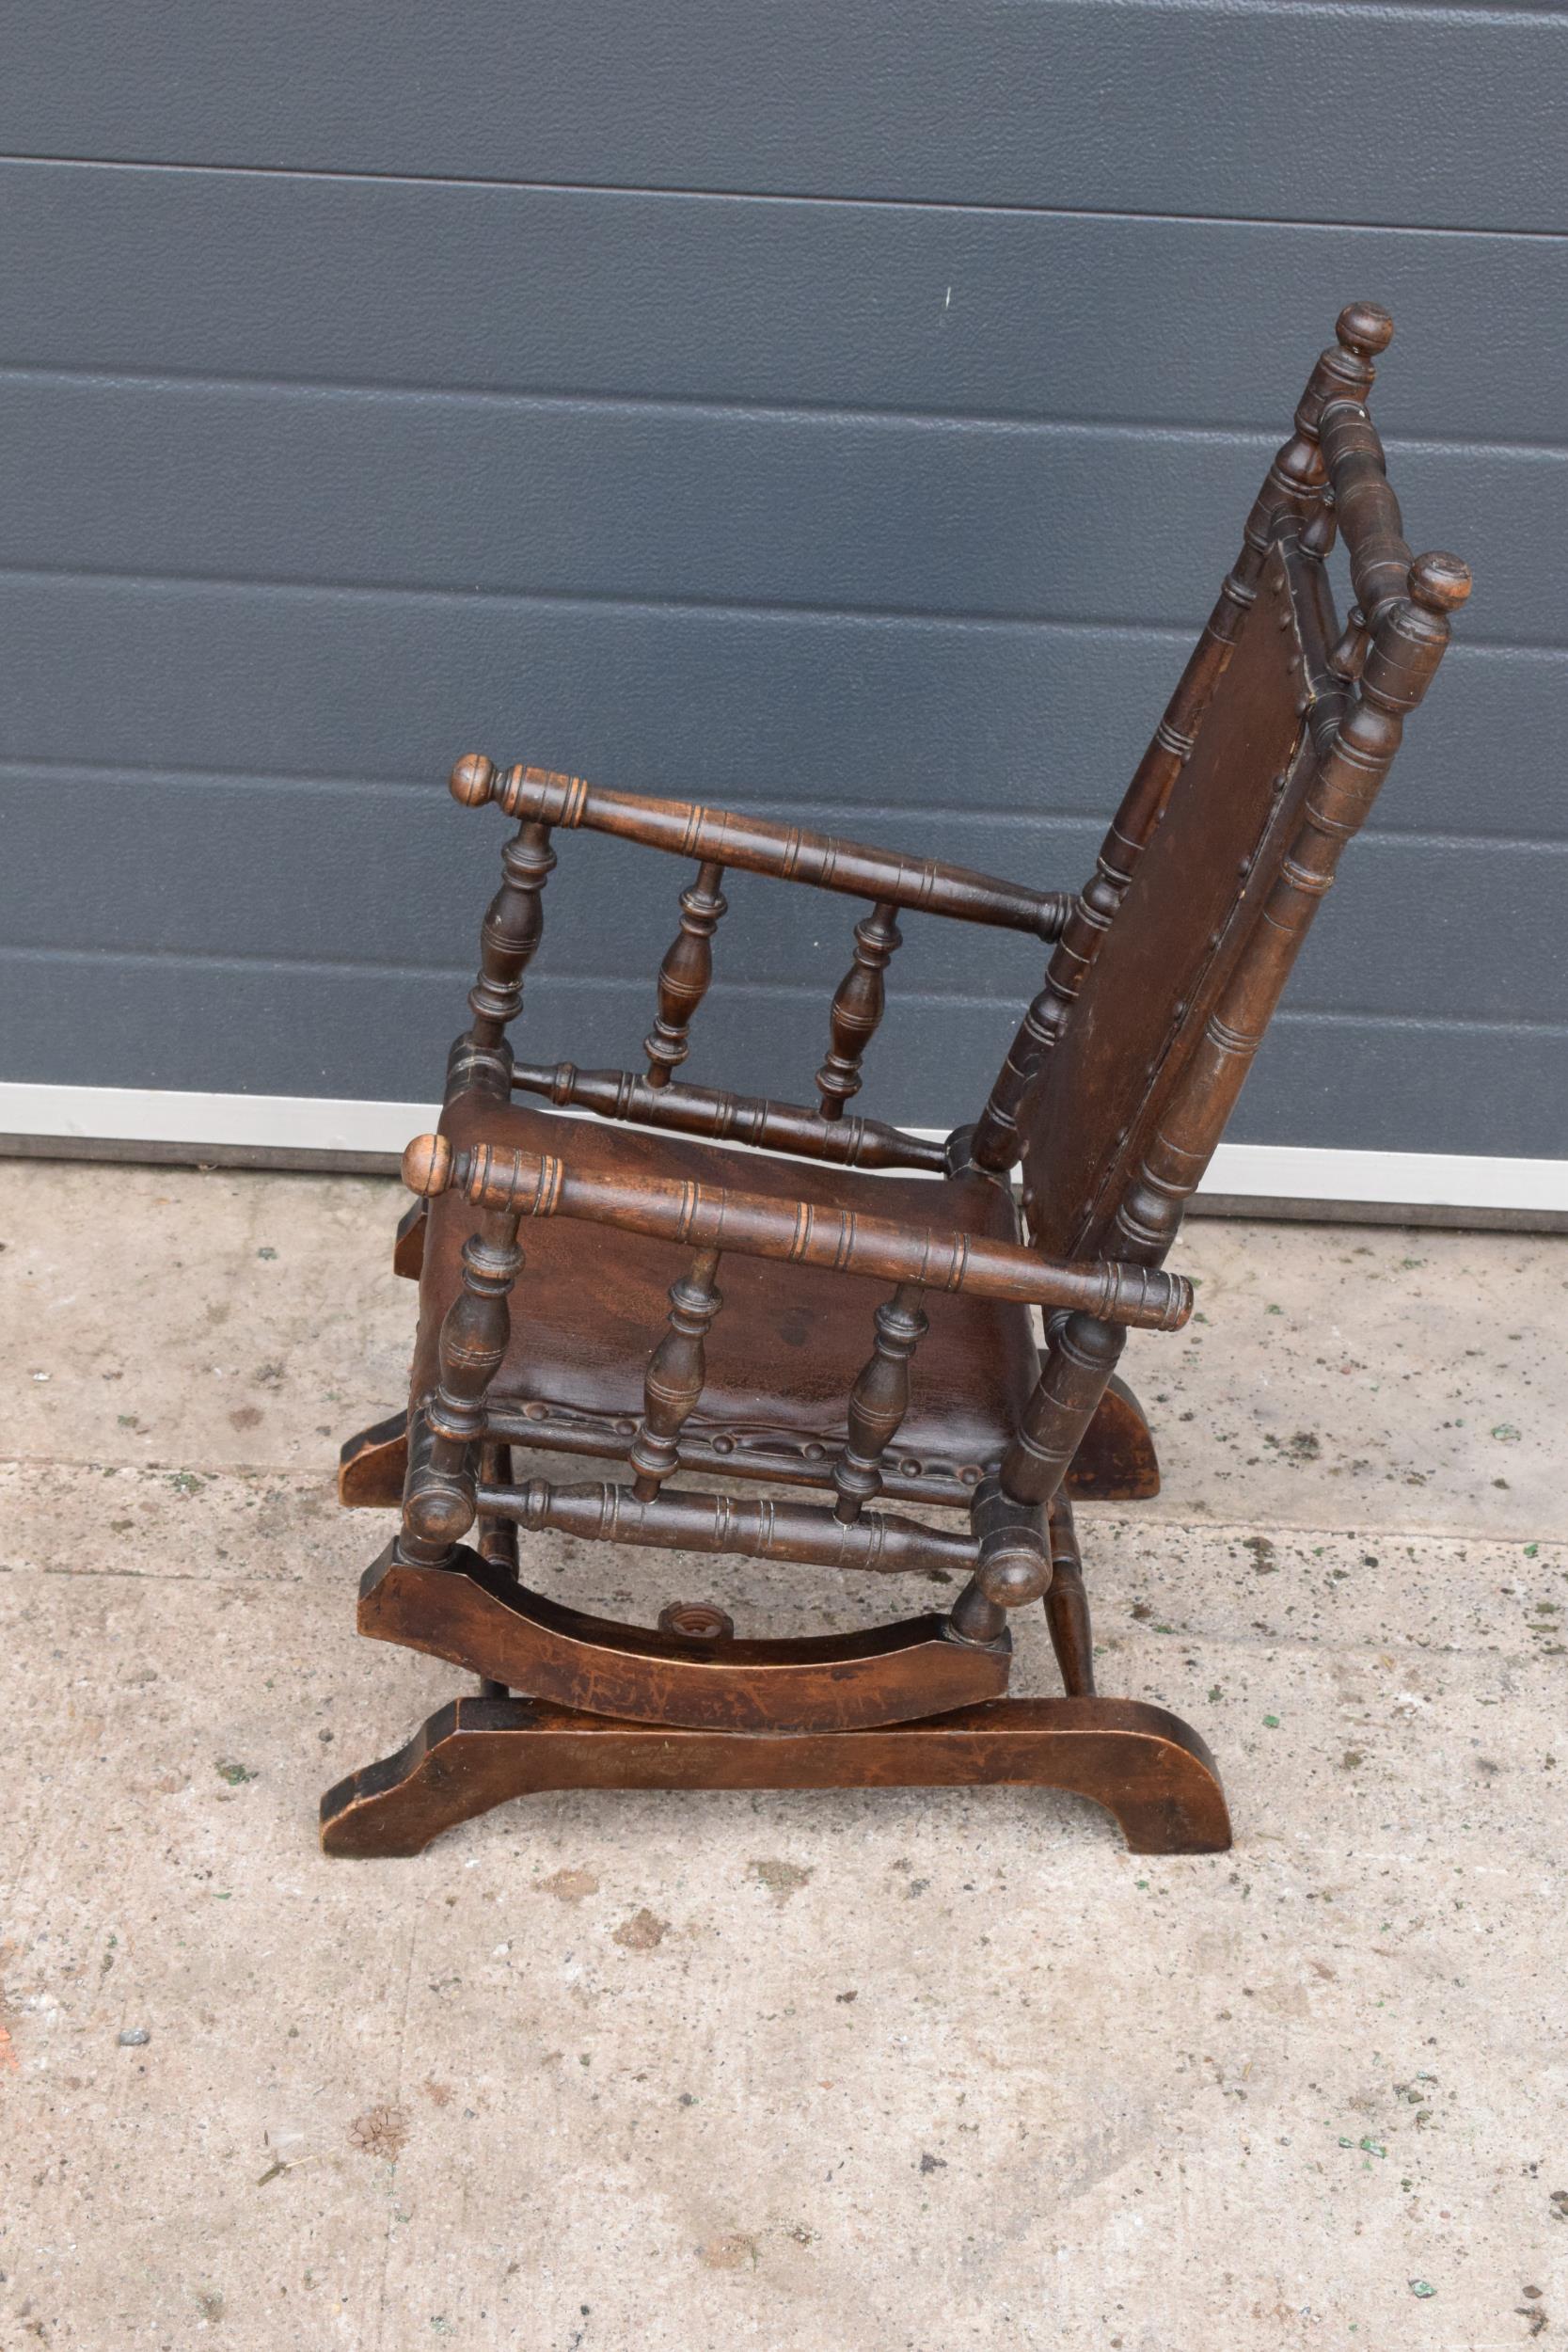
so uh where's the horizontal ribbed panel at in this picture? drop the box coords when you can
[2,3,1565,231]
[3,8,1560,1171]
[2,158,1561,440]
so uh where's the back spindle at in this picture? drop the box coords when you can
[644,862,727,1087]
[628,1250,724,1501]
[816,901,901,1120]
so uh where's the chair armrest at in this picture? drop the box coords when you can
[404,1134,1192,1334]
[449,755,1069,941]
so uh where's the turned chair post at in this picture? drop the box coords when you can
[831,1280,928,1521]
[949,1311,1124,1645]
[1044,1493,1094,1698]
[628,1249,724,1501]
[816,900,902,1120]
[644,861,727,1087]
[400,1209,526,1566]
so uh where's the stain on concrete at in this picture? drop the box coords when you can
[347,2104,409,2161]
[611,1909,669,1951]
[748,1859,814,1905]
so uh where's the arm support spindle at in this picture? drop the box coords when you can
[644,862,727,1086]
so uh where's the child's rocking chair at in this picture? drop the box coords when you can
[322,305,1467,1858]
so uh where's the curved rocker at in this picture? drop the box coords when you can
[320,1692,1232,1858]
[357,1543,1010,1734]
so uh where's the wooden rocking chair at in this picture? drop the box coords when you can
[322,305,1468,1858]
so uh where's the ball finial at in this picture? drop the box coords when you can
[449,753,497,808]
[1409,550,1472,613]
[1336,303,1394,362]
[402,1133,453,1199]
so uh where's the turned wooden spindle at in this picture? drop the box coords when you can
[1002,1312,1126,1511]
[832,1282,928,1521]
[628,1250,724,1501]
[473,1438,518,1697]
[948,1474,1052,1647]
[476,1441,519,1579]
[966,303,1395,1177]
[1043,1491,1094,1698]
[950,1313,1123,1645]
[644,861,727,1087]
[816,901,901,1120]
[511,1058,948,1173]
[401,1211,526,1565]
[451,755,555,1049]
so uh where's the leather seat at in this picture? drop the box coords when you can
[412,1089,1041,1505]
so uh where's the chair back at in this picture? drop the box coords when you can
[1004,310,1468,1266]
[1021,533,1315,1254]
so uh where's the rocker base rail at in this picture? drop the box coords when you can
[358,1543,1011,1733]
[320,1692,1233,1858]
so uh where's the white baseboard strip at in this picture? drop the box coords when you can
[1,1082,1563,1224]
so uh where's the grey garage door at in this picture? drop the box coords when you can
[2,3,1565,1158]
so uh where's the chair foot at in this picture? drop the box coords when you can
[338,1410,409,1507]
[319,1691,1231,1858]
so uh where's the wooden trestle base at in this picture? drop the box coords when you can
[320,1691,1232,1859]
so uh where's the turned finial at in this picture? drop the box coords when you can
[449,753,498,807]
[1336,302,1394,362]
[1408,550,1472,613]
[403,1133,453,1198]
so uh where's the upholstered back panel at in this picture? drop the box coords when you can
[1020,536,1314,1256]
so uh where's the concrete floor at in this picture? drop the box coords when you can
[1,1159,1564,2351]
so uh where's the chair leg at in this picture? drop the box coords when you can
[949,1310,1122,1646]
[473,1440,516,1698]
[1044,1492,1095,1697]
[320,1692,1231,1859]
